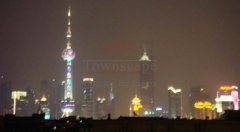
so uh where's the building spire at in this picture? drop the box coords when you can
[109,83,114,101]
[140,45,151,61]
[66,5,72,49]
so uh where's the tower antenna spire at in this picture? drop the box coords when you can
[143,44,147,53]
[109,83,114,101]
[66,4,72,48]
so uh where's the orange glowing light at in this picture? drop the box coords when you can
[220,86,232,91]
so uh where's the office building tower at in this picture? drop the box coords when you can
[139,46,154,116]
[80,78,94,118]
[38,96,50,120]
[11,87,36,116]
[41,79,58,119]
[107,83,115,118]
[189,87,209,118]
[95,97,107,119]
[26,87,36,116]
[168,86,182,118]
[11,91,27,116]
[215,85,239,116]
[0,81,12,115]
[194,101,213,119]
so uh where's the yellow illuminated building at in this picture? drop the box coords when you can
[194,101,213,119]
[129,95,143,117]
[11,91,27,115]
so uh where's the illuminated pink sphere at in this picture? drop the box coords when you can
[62,48,75,61]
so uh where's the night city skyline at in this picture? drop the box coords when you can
[1,0,240,117]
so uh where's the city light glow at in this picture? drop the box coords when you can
[215,85,239,113]
[40,96,47,102]
[194,101,212,109]
[140,51,151,61]
[83,78,94,82]
[11,91,27,115]
[168,86,182,93]
[219,85,238,91]
[155,107,162,111]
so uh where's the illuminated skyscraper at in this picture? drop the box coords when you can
[80,78,94,118]
[107,83,115,118]
[139,46,154,116]
[11,91,27,115]
[61,5,76,117]
[168,86,182,118]
[194,101,213,119]
[38,96,50,120]
[215,85,239,116]
[189,87,210,118]
[11,88,35,117]
[41,79,57,119]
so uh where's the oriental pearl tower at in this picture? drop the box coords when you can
[61,5,76,117]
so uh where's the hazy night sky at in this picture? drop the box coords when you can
[1,0,240,116]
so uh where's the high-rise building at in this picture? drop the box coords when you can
[41,79,58,119]
[189,87,209,118]
[25,87,36,116]
[61,4,76,117]
[11,91,27,116]
[80,78,94,118]
[0,81,12,115]
[11,87,36,116]
[139,46,154,116]
[215,85,239,116]
[168,86,182,118]
[194,101,213,119]
[38,96,50,120]
[95,97,107,119]
[107,83,115,118]
[56,81,65,119]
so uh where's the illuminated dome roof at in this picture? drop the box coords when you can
[132,95,141,104]
[41,96,47,102]
[140,49,151,61]
[62,48,75,61]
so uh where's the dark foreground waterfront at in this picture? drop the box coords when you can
[1,112,240,132]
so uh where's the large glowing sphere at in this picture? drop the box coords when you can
[62,48,75,61]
